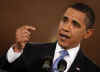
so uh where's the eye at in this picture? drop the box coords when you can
[72,20,81,28]
[62,16,68,22]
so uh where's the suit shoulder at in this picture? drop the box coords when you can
[30,42,55,45]
[24,42,56,50]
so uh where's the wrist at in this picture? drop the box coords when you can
[13,44,23,53]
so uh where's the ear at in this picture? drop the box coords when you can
[83,29,95,39]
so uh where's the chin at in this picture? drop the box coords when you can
[58,40,71,49]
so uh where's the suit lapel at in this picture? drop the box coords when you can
[68,49,86,72]
[49,42,56,57]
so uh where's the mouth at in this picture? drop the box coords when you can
[59,33,71,39]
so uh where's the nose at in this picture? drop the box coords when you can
[62,22,72,32]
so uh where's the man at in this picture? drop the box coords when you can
[0,3,100,72]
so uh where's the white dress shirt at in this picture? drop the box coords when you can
[53,43,80,72]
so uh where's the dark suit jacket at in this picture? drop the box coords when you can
[0,42,100,72]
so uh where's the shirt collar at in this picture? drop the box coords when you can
[55,42,80,56]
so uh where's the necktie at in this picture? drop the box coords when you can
[52,50,69,72]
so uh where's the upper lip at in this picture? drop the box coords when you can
[59,33,71,39]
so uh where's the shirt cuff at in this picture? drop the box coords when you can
[6,45,23,63]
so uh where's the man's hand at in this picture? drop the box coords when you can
[13,25,36,52]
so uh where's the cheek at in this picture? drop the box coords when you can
[57,24,63,33]
[72,31,83,41]
[58,22,63,29]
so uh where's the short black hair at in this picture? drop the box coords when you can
[66,3,95,29]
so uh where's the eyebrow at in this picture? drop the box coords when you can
[63,15,82,28]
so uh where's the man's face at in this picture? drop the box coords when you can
[57,8,89,49]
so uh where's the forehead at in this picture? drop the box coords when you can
[64,8,87,24]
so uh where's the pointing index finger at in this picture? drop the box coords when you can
[24,26,37,31]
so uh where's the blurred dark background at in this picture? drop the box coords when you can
[0,0,100,67]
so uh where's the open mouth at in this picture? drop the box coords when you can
[59,33,71,39]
